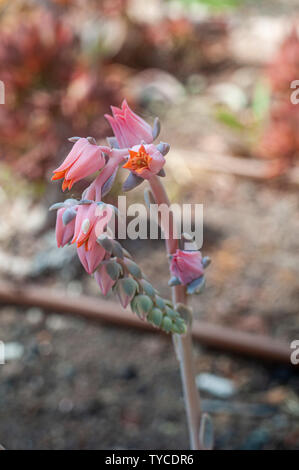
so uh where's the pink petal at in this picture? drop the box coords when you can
[65,145,105,181]
[124,107,153,143]
[105,115,127,149]
[54,138,89,173]
[87,244,106,274]
[170,250,204,285]
[77,243,105,274]
[72,204,89,245]
[148,151,165,174]
[74,203,98,248]
[95,264,115,295]
[105,101,154,149]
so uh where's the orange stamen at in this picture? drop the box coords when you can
[77,238,86,248]
[51,170,66,181]
[62,179,70,192]
[123,145,152,174]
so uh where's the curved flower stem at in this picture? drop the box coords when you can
[148,175,202,450]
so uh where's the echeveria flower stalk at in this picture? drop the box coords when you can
[50,100,210,450]
[148,175,208,450]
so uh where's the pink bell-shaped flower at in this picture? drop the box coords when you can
[105,100,154,149]
[170,250,204,286]
[77,243,106,275]
[94,263,116,295]
[52,138,111,191]
[71,202,114,274]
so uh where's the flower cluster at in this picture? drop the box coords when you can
[51,100,208,334]
[169,249,210,294]
[51,100,168,200]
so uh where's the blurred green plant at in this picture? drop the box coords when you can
[214,81,271,136]
[0,163,45,198]
[172,0,241,12]
[215,107,246,131]
[252,80,270,122]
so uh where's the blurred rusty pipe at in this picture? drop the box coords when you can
[0,280,295,365]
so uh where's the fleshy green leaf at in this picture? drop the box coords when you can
[147,308,163,327]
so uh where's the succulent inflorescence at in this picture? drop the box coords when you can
[51,101,209,335]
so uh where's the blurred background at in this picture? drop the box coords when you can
[0,0,299,450]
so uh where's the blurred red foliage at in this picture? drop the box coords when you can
[258,27,299,176]
[114,17,229,78]
[0,0,229,181]
[0,4,125,180]
[267,27,299,95]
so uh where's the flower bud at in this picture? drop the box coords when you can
[161,316,173,333]
[173,319,187,335]
[105,100,154,149]
[171,323,182,334]
[115,277,138,308]
[131,294,153,318]
[147,308,163,327]
[155,296,166,310]
[165,306,178,320]
[111,240,124,259]
[140,279,156,297]
[106,261,122,281]
[95,264,115,296]
[124,258,142,279]
[170,249,204,286]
